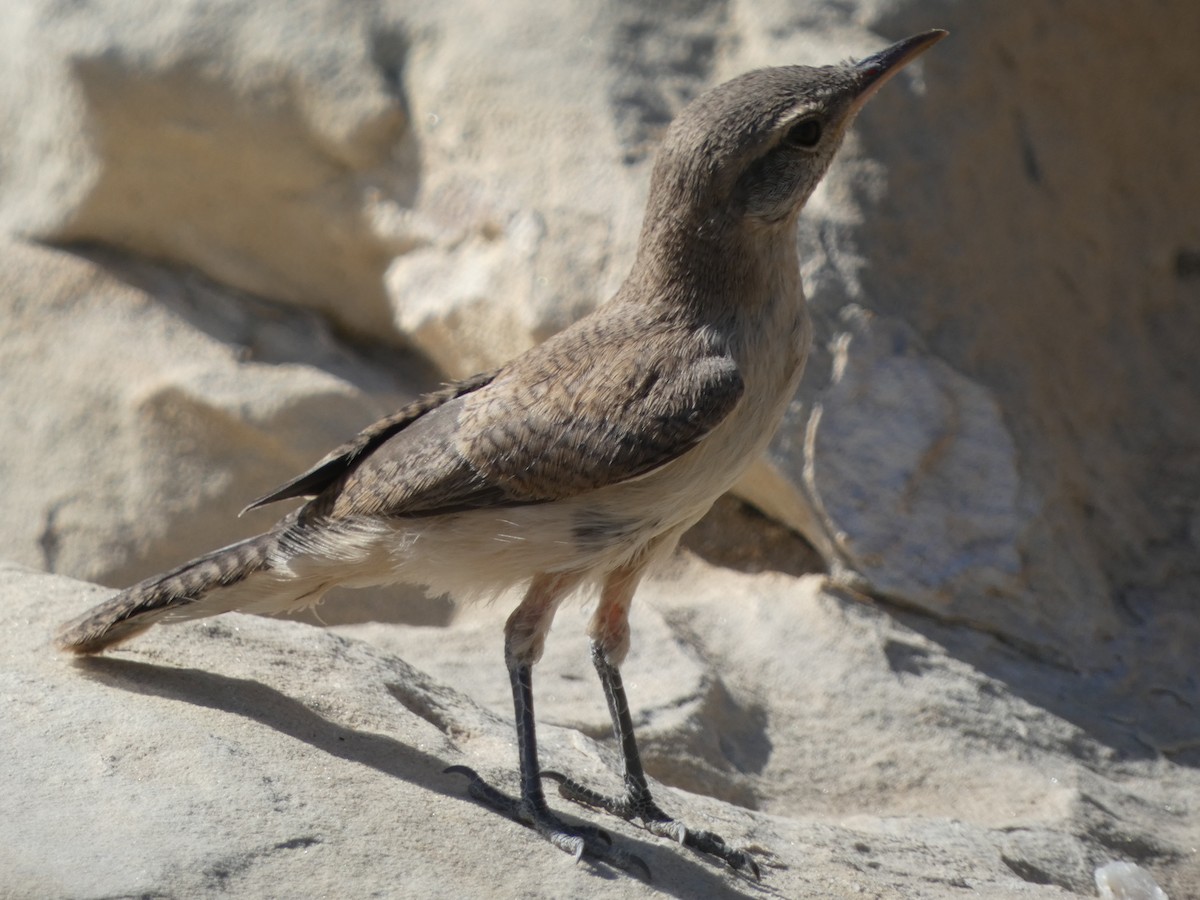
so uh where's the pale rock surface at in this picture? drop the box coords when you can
[0,239,406,588]
[0,0,416,335]
[788,310,1026,615]
[734,1,1200,666]
[8,562,1197,898]
[1095,862,1170,900]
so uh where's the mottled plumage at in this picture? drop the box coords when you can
[57,31,947,879]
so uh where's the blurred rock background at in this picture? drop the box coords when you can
[2,1,1196,897]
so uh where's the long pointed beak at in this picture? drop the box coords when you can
[850,29,948,112]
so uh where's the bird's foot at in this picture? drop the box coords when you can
[542,770,760,879]
[445,766,650,879]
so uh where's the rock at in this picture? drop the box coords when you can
[1095,862,1170,900]
[9,560,1196,897]
[0,238,432,623]
[0,0,421,337]
[777,310,1031,617]
[736,1,1200,667]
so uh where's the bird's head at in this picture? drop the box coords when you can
[643,30,947,236]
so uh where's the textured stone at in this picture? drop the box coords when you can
[0,0,421,336]
[768,0,1200,665]
[802,311,1026,606]
[1095,862,1170,900]
[9,561,1197,898]
[0,238,429,624]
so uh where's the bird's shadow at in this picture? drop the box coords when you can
[74,655,459,796]
[72,655,778,899]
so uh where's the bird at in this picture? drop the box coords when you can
[57,29,947,879]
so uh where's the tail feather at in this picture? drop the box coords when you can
[56,531,281,655]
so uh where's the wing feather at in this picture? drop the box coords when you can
[253,314,744,522]
[239,370,496,515]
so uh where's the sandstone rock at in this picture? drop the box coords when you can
[1095,862,1170,900]
[731,1,1200,666]
[0,0,423,337]
[764,310,1028,604]
[9,561,1196,897]
[0,238,424,616]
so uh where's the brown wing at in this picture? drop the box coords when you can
[317,315,744,519]
[240,370,496,515]
[461,329,743,498]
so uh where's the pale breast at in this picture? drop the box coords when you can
[566,283,811,555]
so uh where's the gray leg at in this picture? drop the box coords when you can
[446,573,648,877]
[543,565,760,878]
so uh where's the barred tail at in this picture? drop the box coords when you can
[56,531,281,655]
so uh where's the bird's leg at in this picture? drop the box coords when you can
[543,565,760,878]
[447,572,648,877]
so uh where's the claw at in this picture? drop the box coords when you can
[647,818,688,846]
[745,856,762,880]
[546,771,761,878]
[446,765,651,879]
[678,826,761,880]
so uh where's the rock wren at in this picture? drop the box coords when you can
[58,30,947,878]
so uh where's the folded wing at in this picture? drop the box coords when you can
[250,318,744,521]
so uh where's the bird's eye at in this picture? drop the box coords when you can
[784,118,822,149]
